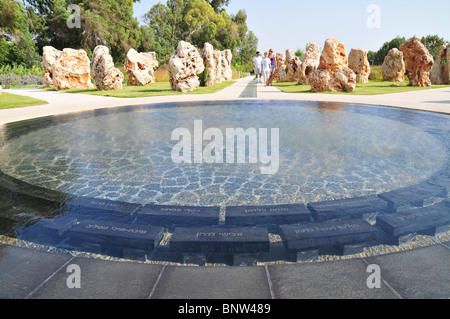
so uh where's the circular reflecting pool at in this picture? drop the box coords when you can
[0,101,447,207]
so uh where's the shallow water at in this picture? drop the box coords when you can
[0,101,447,207]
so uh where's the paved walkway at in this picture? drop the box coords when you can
[0,242,449,299]
[0,79,450,299]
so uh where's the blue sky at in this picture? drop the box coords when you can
[133,0,450,54]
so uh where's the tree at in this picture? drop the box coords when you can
[143,0,257,70]
[421,34,448,60]
[373,36,407,65]
[81,0,143,62]
[206,0,230,12]
[0,0,40,67]
[25,0,81,52]
[367,50,376,65]
[295,48,304,59]
[24,0,144,63]
[0,0,27,37]
[143,0,189,59]
[235,30,258,71]
[368,35,448,66]
[183,0,217,42]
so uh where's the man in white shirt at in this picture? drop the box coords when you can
[253,51,263,83]
[262,52,272,86]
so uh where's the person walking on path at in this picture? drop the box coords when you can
[267,49,277,86]
[253,51,263,83]
[262,52,272,87]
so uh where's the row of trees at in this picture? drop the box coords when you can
[368,34,448,66]
[142,0,258,69]
[0,0,258,71]
[292,35,448,66]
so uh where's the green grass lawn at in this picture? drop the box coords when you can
[0,92,48,109]
[43,81,236,98]
[274,80,450,95]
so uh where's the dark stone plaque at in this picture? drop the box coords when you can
[377,182,448,212]
[307,195,390,221]
[136,205,220,227]
[20,216,78,244]
[280,219,378,251]
[376,201,450,240]
[170,227,270,253]
[225,204,310,226]
[59,196,140,223]
[67,220,165,252]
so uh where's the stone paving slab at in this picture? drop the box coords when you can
[149,265,273,299]
[364,243,450,299]
[267,258,399,299]
[0,245,73,299]
[0,243,449,299]
[28,257,163,299]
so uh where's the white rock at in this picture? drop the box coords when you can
[431,43,450,85]
[348,48,371,84]
[297,43,320,85]
[169,41,204,92]
[124,49,158,86]
[51,48,93,90]
[42,46,62,88]
[91,46,123,91]
[309,38,356,92]
[382,48,406,82]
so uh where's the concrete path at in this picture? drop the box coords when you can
[0,79,450,299]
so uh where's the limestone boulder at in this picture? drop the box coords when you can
[221,49,233,81]
[200,43,214,86]
[124,49,158,86]
[42,46,61,87]
[400,37,434,87]
[91,46,123,91]
[348,48,371,83]
[169,41,204,92]
[309,38,356,92]
[275,53,287,81]
[51,48,93,90]
[297,43,320,85]
[200,43,222,86]
[382,48,406,82]
[286,49,301,81]
[277,49,300,82]
[431,43,450,84]
[214,50,222,84]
